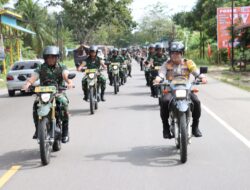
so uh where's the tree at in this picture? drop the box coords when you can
[47,0,136,44]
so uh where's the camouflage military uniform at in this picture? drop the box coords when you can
[82,56,106,96]
[108,55,124,85]
[121,53,132,76]
[150,54,168,97]
[33,62,69,130]
[145,52,155,86]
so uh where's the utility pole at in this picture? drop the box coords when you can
[231,0,234,69]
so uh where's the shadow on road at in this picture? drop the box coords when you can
[0,149,50,170]
[121,92,150,96]
[110,103,159,111]
[85,145,181,167]
[0,92,33,99]
[69,108,91,117]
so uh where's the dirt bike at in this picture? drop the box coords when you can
[18,74,75,165]
[120,62,128,84]
[157,67,207,163]
[111,62,120,94]
[84,68,100,114]
[150,65,161,98]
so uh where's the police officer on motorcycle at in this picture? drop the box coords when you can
[23,46,74,143]
[80,45,107,101]
[154,42,207,139]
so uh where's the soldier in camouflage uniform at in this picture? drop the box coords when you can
[149,44,168,97]
[108,48,124,85]
[23,46,74,143]
[121,48,132,77]
[144,44,155,86]
[80,45,107,101]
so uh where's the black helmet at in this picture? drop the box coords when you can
[148,44,155,49]
[155,44,163,50]
[89,45,98,52]
[43,46,59,58]
[170,42,185,53]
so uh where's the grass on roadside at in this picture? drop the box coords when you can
[208,64,250,92]
[0,74,6,89]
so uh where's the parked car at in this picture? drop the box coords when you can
[6,59,43,97]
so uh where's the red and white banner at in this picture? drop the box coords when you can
[217,6,250,49]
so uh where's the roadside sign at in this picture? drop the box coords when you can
[217,6,250,49]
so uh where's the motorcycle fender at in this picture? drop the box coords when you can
[176,100,189,112]
[89,80,95,86]
[37,103,52,117]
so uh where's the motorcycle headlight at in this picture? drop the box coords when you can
[113,65,118,70]
[175,90,187,98]
[41,93,51,103]
[88,73,95,79]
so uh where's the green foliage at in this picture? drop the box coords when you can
[48,0,136,45]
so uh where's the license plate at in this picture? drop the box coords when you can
[35,86,56,93]
[85,69,97,74]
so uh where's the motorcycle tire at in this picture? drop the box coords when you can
[114,76,117,94]
[89,87,94,114]
[179,112,188,163]
[38,117,51,165]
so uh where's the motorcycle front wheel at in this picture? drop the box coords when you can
[179,112,188,163]
[89,86,95,114]
[114,76,118,94]
[38,117,51,165]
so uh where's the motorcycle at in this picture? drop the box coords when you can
[120,61,128,84]
[150,65,161,98]
[157,67,207,163]
[111,62,120,94]
[18,74,75,165]
[144,61,151,86]
[84,68,100,114]
[140,57,144,71]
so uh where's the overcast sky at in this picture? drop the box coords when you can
[130,0,197,22]
[6,0,198,23]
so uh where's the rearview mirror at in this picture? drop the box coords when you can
[18,75,27,81]
[68,73,76,79]
[200,67,208,74]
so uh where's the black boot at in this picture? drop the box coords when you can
[32,126,38,139]
[192,120,202,137]
[83,90,88,101]
[101,90,106,102]
[62,125,69,143]
[163,124,173,139]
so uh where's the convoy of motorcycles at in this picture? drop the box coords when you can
[19,46,206,165]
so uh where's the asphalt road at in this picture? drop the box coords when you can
[0,61,249,190]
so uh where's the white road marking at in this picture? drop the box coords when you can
[202,104,250,149]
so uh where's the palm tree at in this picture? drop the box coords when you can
[15,0,55,55]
